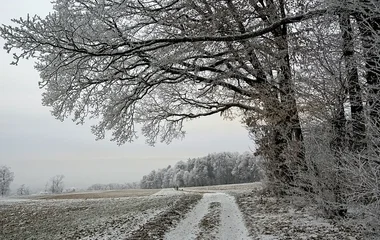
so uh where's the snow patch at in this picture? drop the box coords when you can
[164,192,251,240]
[152,188,186,196]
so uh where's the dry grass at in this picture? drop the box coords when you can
[32,189,160,200]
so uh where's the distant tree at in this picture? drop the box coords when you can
[125,182,140,189]
[0,166,14,197]
[49,175,65,194]
[17,184,30,196]
[173,169,185,188]
[140,152,262,189]
[44,181,49,193]
[88,182,140,191]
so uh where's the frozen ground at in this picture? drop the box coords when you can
[235,192,365,240]
[0,190,201,240]
[165,192,250,240]
[0,183,368,240]
[184,182,262,194]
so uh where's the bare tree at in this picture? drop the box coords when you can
[17,184,30,196]
[0,166,14,197]
[49,175,64,194]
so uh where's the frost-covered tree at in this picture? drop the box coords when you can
[232,152,262,182]
[140,152,262,188]
[279,0,380,218]
[0,166,14,197]
[0,0,329,189]
[88,182,139,190]
[49,175,65,194]
[17,184,30,196]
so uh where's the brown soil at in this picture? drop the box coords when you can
[196,202,221,240]
[128,193,203,239]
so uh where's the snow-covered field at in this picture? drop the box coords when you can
[0,183,366,240]
[235,192,366,240]
[0,190,201,240]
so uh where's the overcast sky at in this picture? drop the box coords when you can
[0,0,254,192]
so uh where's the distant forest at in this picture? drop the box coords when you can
[87,182,139,191]
[140,152,262,189]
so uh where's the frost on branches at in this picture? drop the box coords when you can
[0,0,327,190]
[140,152,262,189]
[2,0,380,224]
[0,166,14,197]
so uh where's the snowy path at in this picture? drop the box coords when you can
[164,192,251,240]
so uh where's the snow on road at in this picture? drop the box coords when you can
[164,192,251,240]
[219,193,251,240]
[152,188,186,196]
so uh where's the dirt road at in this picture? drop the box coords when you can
[164,192,251,240]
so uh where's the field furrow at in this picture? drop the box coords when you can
[1,192,196,240]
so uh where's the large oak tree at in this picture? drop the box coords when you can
[1,0,327,188]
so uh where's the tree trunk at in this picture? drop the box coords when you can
[339,12,366,152]
[274,0,308,188]
[355,3,380,136]
[330,95,348,217]
[244,0,308,192]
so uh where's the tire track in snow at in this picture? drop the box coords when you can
[196,202,221,240]
[164,192,251,240]
[219,193,251,240]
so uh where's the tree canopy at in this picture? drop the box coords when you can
[0,0,324,145]
[0,166,14,197]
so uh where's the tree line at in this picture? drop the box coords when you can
[140,152,262,189]
[87,182,139,191]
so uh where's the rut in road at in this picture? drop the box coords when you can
[164,192,251,240]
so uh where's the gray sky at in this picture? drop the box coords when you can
[0,0,253,192]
